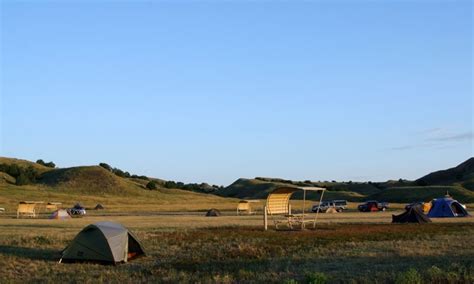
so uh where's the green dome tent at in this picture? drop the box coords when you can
[60,222,145,264]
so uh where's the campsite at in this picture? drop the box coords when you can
[1,1,472,282]
[1,157,474,282]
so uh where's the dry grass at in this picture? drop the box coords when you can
[0,211,473,283]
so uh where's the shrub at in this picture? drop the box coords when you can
[99,163,112,171]
[36,159,55,168]
[146,181,157,190]
[305,272,328,284]
[395,268,422,284]
[0,164,40,185]
[131,175,149,181]
[426,266,444,282]
[112,168,130,178]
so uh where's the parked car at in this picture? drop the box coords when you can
[68,204,86,216]
[312,200,347,213]
[332,200,348,210]
[358,201,389,212]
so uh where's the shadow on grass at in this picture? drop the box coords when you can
[0,245,60,261]
[163,254,474,280]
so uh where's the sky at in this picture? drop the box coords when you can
[0,0,472,185]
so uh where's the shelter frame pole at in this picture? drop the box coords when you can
[264,206,268,231]
[302,190,306,229]
[313,190,325,229]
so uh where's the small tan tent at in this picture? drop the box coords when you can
[50,209,71,220]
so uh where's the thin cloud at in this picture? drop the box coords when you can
[389,145,417,151]
[388,143,438,151]
[428,132,473,142]
[416,127,443,135]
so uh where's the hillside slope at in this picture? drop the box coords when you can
[0,157,238,211]
[219,178,383,201]
[416,157,474,186]
[38,166,144,195]
[0,157,54,174]
[368,185,474,203]
[217,178,289,199]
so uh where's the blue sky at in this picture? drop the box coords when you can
[0,0,472,185]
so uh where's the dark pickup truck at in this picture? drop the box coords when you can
[358,201,389,212]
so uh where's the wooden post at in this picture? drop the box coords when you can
[264,206,268,231]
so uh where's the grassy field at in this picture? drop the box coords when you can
[0,183,239,213]
[0,211,473,283]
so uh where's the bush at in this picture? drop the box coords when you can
[146,181,157,190]
[426,266,444,282]
[36,159,55,168]
[395,268,422,284]
[305,272,328,284]
[131,175,149,181]
[112,168,130,178]
[164,181,177,189]
[99,163,112,171]
[0,164,39,185]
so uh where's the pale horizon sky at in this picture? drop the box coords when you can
[1,0,472,185]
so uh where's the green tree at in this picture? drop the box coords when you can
[37,159,55,168]
[99,163,113,171]
[146,181,157,190]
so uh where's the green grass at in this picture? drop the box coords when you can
[0,214,473,283]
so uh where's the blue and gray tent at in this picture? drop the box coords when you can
[427,197,470,218]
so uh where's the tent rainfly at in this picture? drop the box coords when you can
[428,198,470,218]
[264,187,326,231]
[49,209,71,220]
[392,206,431,224]
[60,222,146,264]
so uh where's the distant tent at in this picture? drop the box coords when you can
[206,209,221,217]
[94,204,105,210]
[61,222,145,264]
[50,209,71,220]
[325,207,339,214]
[392,207,431,224]
[428,198,470,218]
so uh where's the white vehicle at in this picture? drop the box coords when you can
[312,200,347,213]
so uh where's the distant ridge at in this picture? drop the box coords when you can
[1,156,473,203]
[416,157,474,187]
[219,158,474,203]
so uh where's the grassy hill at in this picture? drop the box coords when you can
[38,166,144,195]
[368,185,474,203]
[0,157,237,212]
[217,178,290,199]
[219,158,474,203]
[0,157,53,174]
[416,157,474,186]
[2,156,473,206]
